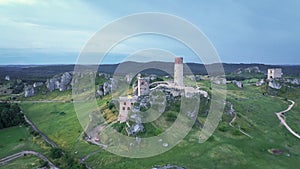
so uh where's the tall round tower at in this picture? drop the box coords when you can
[174,57,184,86]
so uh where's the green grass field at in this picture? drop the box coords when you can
[0,155,42,169]
[19,102,99,158]
[19,88,72,101]
[16,81,300,169]
[0,126,47,159]
[83,84,300,169]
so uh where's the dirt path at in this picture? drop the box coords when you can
[229,109,253,139]
[275,100,300,139]
[0,100,69,103]
[0,150,59,169]
[80,149,102,163]
[229,112,237,128]
[24,115,58,148]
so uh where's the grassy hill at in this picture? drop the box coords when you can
[14,79,300,169]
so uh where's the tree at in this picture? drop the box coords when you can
[50,148,63,159]
[0,103,25,129]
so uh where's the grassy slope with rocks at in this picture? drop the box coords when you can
[14,77,300,169]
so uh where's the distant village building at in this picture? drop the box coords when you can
[118,96,138,123]
[137,74,150,96]
[174,57,184,86]
[267,68,282,80]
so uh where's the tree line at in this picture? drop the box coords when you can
[0,102,25,129]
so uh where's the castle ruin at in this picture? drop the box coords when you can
[118,96,138,123]
[137,74,150,96]
[267,68,282,80]
[174,57,184,86]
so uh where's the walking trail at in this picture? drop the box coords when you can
[0,150,58,169]
[275,99,300,139]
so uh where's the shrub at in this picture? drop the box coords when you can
[50,148,63,159]
[108,102,115,110]
[232,129,241,136]
[218,123,229,132]
[166,112,177,122]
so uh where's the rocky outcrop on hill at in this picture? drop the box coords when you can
[149,74,158,81]
[98,73,110,80]
[126,122,144,136]
[211,77,226,85]
[24,85,35,97]
[96,85,104,96]
[33,82,43,88]
[232,80,243,88]
[285,78,300,85]
[103,81,111,96]
[268,80,282,89]
[5,75,10,81]
[96,78,118,97]
[235,66,261,74]
[153,85,182,99]
[256,79,265,86]
[46,72,73,92]
[185,75,202,81]
[266,78,299,90]
[125,73,134,84]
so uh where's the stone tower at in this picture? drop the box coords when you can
[174,57,184,86]
[267,68,282,80]
[137,74,150,96]
[118,96,138,123]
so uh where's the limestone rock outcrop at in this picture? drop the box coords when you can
[96,78,118,97]
[232,80,243,88]
[24,85,35,97]
[96,85,104,96]
[46,72,73,92]
[235,66,261,74]
[286,78,300,85]
[268,80,282,89]
[98,73,110,80]
[125,73,134,84]
[103,81,111,96]
[33,82,43,88]
[255,79,265,86]
[211,77,226,85]
[5,75,10,81]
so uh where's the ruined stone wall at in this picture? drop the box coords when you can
[268,68,282,80]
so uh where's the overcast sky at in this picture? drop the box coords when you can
[0,0,299,65]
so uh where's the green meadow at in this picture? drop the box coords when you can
[0,155,42,169]
[0,126,46,159]
[19,102,99,158]
[15,81,300,169]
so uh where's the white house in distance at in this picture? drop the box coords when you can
[267,68,283,80]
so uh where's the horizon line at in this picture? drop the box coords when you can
[0,61,299,66]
